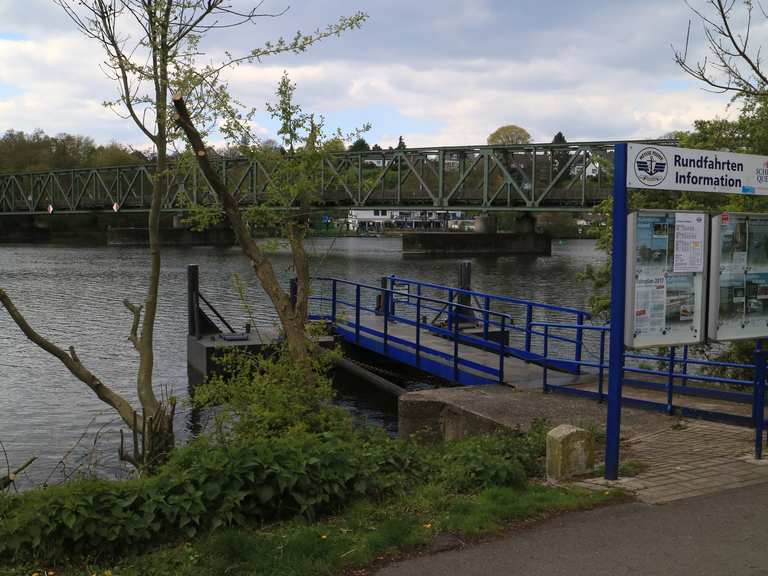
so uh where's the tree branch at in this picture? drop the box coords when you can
[173,93,295,326]
[123,299,143,351]
[0,289,140,430]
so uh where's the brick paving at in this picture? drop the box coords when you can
[577,420,768,503]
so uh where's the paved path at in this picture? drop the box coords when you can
[579,420,768,503]
[377,482,768,576]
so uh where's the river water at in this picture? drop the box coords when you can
[0,237,604,488]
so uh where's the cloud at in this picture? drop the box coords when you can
[0,0,741,152]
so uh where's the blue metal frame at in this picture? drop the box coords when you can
[606,143,628,480]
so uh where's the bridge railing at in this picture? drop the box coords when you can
[310,276,517,384]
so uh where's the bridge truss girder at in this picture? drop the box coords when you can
[0,139,674,215]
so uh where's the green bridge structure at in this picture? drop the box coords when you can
[0,139,675,216]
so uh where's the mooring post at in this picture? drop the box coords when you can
[187,264,199,338]
[375,276,387,316]
[457,261,473,323]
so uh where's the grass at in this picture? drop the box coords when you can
[1,484,622,576]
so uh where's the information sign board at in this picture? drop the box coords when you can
[708,213,768,341]
[627,143,768,195]
[625,211,708,348]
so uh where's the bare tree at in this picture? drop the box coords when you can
[674,0,768,97]
[0,1,365,470]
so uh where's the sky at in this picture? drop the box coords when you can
[0,0,747,150]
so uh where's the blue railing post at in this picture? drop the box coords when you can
[666,346,676,414]
[453,301,460,382]
[483,296,491,341]
[383,287,389,353]
[355,285,361,344]
[605,142,628,481]
[682,345,689,387]
[416,295,422,368]
[498,316,506,384]
[598,329,606,402]
[389,275,396,316]
[575,312,584,375]
[525,304,533,353]
[754,341,766,460]
[448,288,454,327]
[331,279,337,324]
[542,324,550,393]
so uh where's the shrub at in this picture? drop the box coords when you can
[428,434,536,492]
[194,344,353,440]
[0,429,546,563]
[0,434,372,561]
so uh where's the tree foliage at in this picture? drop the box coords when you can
[487,124,531,145]
[0,130,137,173]
[349,137,371,152]
[176,72,369,362]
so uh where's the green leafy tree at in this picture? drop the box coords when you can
[1,0,365,472]
[323,137,346,154]
[349,137,371,152]
[487,124,531,145]
[175,72,369,365]
[551,131,569,173]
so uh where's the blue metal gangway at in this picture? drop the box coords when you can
[310,276,590,386]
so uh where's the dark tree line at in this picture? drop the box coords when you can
[0,129,142,174]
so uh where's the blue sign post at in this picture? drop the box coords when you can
[605,143,628,480]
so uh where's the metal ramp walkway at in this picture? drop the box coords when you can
[310,276,592,387]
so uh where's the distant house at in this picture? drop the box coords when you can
[570,162,600,178]
[347,209,469,232]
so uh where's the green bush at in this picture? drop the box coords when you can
[427,431,543,492]
[194,344,353,440]
[0,429,546,563]
[0,434,373,561]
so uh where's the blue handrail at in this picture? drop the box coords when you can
[311,276,517,384]
[528,319,758,423]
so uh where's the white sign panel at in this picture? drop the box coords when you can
[627,143,768,195]
[673,213,706,273]
[625,211,708,348]
[708,213,768,341]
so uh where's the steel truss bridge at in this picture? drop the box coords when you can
[0,139,675,216]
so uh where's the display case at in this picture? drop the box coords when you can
[708,213,768,341]
[625,211,709,348]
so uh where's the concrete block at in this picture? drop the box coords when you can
[546,424,595,480]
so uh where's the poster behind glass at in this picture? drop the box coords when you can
[709,213,768,340]
[625,211,707,348]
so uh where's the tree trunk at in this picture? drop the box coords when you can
[173,94,311,365]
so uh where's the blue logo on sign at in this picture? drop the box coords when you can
[742,186,756,194]
[634,147,667,186]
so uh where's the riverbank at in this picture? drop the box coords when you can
[0,425,621,576]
